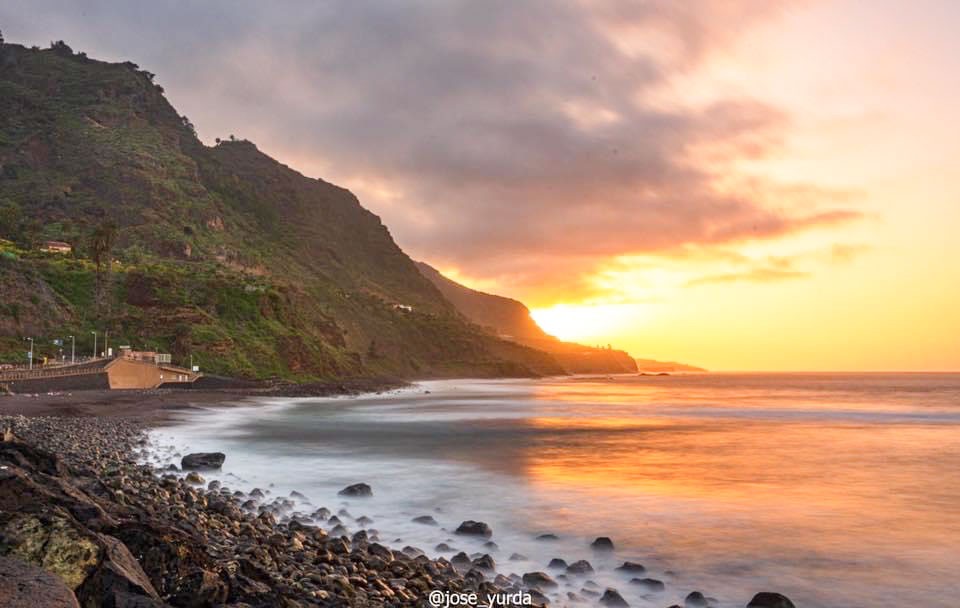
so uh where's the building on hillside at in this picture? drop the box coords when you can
[41,240,72,254]
[103,356,197,389]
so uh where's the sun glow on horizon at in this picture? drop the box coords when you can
[530,303,649,345]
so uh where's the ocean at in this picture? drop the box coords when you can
[147,373,960,607]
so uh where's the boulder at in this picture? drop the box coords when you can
[180,453,225,470]
[615,561,645,574]
[0,555,80,608]
[566,560,594,575]
[600,588,629,607]
[547,558,567,569]
[76,534,160,605]
[337,483,372,497]
[629,578,665,592]
[412,515,438,526]
[535,533,559,541]
[522,571,558,590]
[685,591,708,607]
[747,592,796,608]
[590,537,614,551]
[472,554,496,571]
[454,520,492,537]
[0,511,101,589]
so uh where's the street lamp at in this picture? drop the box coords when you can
[23,337,33,370]
[91,330,97,358]
[68,335,75,364]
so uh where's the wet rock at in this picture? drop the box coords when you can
[522,571,558,590]
[747,592,797,608]
[615,561,645,574]
[180,452,225,470]
[0,511,101,589]
[451,552,473,569]
[536,533,559,541]
[685,591,708,607]
[473,554,496,571]
[548,558,567,569]
[435,543,454,552]
[566,560,594,575]
[356,515,373,526]
[590,537,614,551]
[184,471,205,485]
[79,534,161,605]
[629,577,665,592]
[600,588,629,607]
[455,520,492,538]
[509,553,528,561]
[483,541,499,551]
[337,483,372,497]
[412,515,438,526]
[0,555,80,608]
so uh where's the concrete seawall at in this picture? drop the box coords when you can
[6,373,111,393]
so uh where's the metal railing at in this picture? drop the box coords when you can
[0,357,112,382]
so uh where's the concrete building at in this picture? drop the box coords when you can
[0,350,200,392]
[40,240,72,254]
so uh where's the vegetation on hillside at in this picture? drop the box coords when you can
[0,40,563,379]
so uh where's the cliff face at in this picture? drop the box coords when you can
[0,42,563,379]
[416,262,638,374]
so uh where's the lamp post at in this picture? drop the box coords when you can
[24,337,33,370]
[69,335,75,364]
[91,330,97,358]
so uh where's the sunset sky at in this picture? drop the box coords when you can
[3,1,958,371]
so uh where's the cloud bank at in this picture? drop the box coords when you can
[1,0,858,298]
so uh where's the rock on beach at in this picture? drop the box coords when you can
[180,452,225,470]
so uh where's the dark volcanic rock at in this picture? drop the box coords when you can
[337,482,372,497]
[0,555,80,608]
[455,520,492,537]
[616,561,646,574]
[180,452,225,470]
[629,577,665,592]
[548,558,567,569]
[522,571,558,590]
[685,591,708,607]
[600,587,629,607]
[747,592,797,608]
[591,536,615,551]
[566,559,594,575]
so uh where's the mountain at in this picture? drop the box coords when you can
[635,359,707,373]
[0,41,564,379]
[416,262,638,374]
[414,262,551,342]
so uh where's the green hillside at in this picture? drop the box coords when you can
[0,41,563,380]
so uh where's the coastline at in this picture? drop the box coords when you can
[0,383,798,608]
[0,411,534,607]
[0,377,408,423]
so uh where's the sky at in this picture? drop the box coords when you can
[2,0,958,371]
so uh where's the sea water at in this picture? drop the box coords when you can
[147,373,960,607]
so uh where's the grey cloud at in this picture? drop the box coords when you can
[0,0,856,296]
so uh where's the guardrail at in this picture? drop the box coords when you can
[0,358,112,382]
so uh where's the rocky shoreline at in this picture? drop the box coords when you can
[0,414,797,608]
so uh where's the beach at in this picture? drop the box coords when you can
[0,377,810,608]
